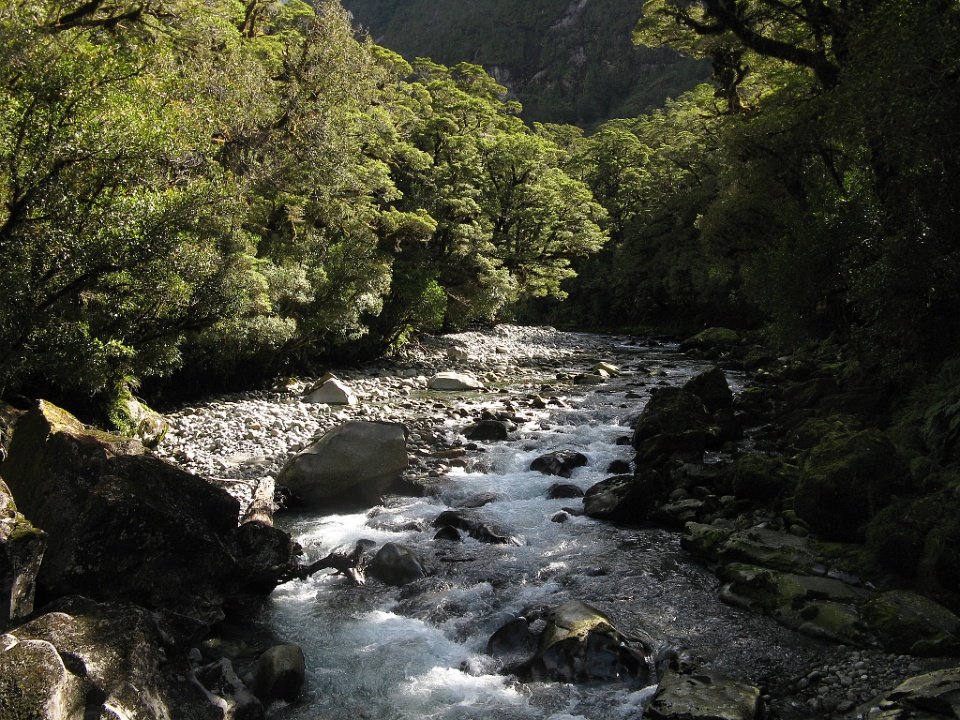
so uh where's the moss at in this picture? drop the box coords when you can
[866,493,950,578]
[682,327,741,350]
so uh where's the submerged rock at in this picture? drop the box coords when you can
[530,451,588,478]
[277,421,408,509]
[370,542,427,586]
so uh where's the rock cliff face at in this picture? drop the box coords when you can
[341,0,709,125]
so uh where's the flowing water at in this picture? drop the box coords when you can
[258,339,824,720]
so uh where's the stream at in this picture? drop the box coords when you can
[206,331,831,720]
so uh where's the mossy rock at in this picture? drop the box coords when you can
[793,428,906,542]
[107,385,168,448]
[918,509,960,608]
[680,522,734,563]
[779,413,862,453]
[725,454,797,503]
[632,388,715,466]
[716,527,820,574]
[861,590,960,656]
[680,327,741,353]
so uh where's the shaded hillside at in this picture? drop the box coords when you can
[341,0,709,126]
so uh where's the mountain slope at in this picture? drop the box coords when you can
[341,0,709,126]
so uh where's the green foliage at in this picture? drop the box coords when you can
[895,358,960,464]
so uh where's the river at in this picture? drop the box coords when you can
[204,330,832,720]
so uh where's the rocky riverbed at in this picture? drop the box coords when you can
[152,325,956,719]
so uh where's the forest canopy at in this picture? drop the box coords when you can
[1,0,958,418]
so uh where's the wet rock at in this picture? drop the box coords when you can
[433,526,461,542]
[277,421,408,509]
[370,542,427,586]
[462,419,509,442]
[646,665,762,720]
[432,510,521,545]
[1,477,46,627]
[304,376,357,405]
[530,451,588,478]
[861,590,960,657]
[583,472,667,524]
[607,458,631,474]
[0,401,298,633]
[4,595,211,720]
[249,644,306,706]
[428,372,484,390]
[454,492,498,508]
[502,599,654,685]
[863,666,960,719]
[547,483,584,499]
[682,366,734,412]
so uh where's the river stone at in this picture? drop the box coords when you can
[0,401,299,634]
[4,596,209,720]
[547,483,584,499]
[1,476,46,626]
[428,372,484,390]
[530,450,588,478]
[463,419,509,441]
[370,542,427,586]
[863,667,960,719]
[277,421,408,509]
[433,510,522,545]
[0,637,88,719]
[583,473,667,524]
[304,377,357,405]
[522,600,653,685]
[249,644,306,706]
[646,666,762,720]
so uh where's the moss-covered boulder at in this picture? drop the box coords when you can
[632,388,715,467]
[680,327,741,354]
[861,590,960,657]
[0,637,88,720]
[682,366,734,413]
[107,384,168,448]
[866,492,951,578]
[0,401,299,636]
[793,428,906,542]
[724,454,797,503]
[1,478,46,628]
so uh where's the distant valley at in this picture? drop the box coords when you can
[340,0,709,126]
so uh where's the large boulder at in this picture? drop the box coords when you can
[583,472,669,524]
[277,421,408,509]
[632,388,715,467]
[0,401,299,634]
[793,428,905,542]
[1,596,219,720]
[682,366,734,413]
[433,510,522,545]
[646,665,762,720]
[1,477,46,627]
[248,644,306,707]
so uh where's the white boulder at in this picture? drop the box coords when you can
[428,372,484,390]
